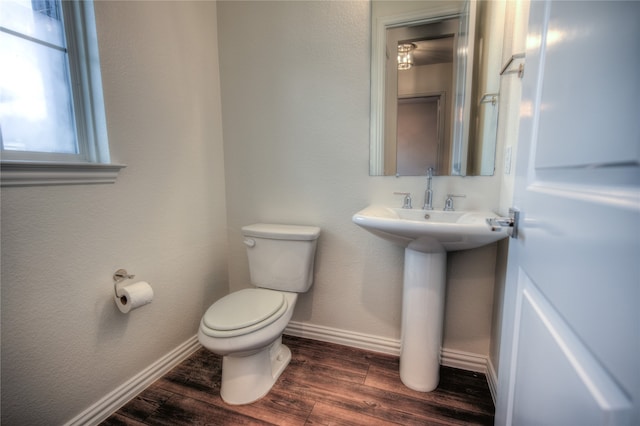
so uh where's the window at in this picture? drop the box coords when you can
[0,0,123,186]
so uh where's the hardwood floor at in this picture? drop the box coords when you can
[102,335,494,425]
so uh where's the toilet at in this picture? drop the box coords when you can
[198,223,320,405]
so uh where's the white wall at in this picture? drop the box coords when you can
[1,2,515,422]
[218,1,502,359]
[491,0,531,374]
[497,0,529,217]
[0,1,227,424]
[218,0,404,338]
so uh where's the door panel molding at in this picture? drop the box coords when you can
[512,271,632,424]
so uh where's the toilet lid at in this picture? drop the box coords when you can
[202,289,286,336]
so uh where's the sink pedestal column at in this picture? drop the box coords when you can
[399,239,446,392]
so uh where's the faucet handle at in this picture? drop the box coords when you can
[393,192,412,209]
[443,194,466,211]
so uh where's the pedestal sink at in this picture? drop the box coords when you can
[352,205,509,392]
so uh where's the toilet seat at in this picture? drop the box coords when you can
[201,289,287,338]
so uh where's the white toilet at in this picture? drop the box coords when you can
[198,223,320,405]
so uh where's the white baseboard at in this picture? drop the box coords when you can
[440,347,488,373]
[285,321,401,356]
[285,321,492,377]
[486,357,498,405]
[64,335,201,426]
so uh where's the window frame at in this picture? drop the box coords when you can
[1,0,124,186]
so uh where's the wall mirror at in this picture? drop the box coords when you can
[370,1,505,176]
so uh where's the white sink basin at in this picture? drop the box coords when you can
[352,205,508,251]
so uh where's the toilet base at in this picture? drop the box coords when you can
[220,336,291,405]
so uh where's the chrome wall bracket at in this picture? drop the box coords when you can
[500,53,525,78]
[113,268,135,297]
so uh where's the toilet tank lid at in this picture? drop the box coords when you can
[242,223,320,241]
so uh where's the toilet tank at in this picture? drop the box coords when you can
[241,224,320,292]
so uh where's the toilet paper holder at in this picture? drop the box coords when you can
[113,268,135,296]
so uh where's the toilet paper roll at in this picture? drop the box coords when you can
[114,281,154,314]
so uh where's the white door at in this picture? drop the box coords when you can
[496,1,640,425]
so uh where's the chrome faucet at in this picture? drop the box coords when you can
[423,167,434,210]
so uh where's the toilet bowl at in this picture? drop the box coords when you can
[198,224,320,405]
[198,289,298,404]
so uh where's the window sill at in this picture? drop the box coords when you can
[0,161,126,187]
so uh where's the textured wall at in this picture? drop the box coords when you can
[217,0,404,339]
[492,0,531,374]
[0,2,228,424]
[218,0,503,354]
[0,2,512,422]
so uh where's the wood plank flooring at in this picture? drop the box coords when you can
[102,335,494,425]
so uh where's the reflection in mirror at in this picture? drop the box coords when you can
[388,19,460,176]
[396,95,443,175]
[370,1,504,177]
